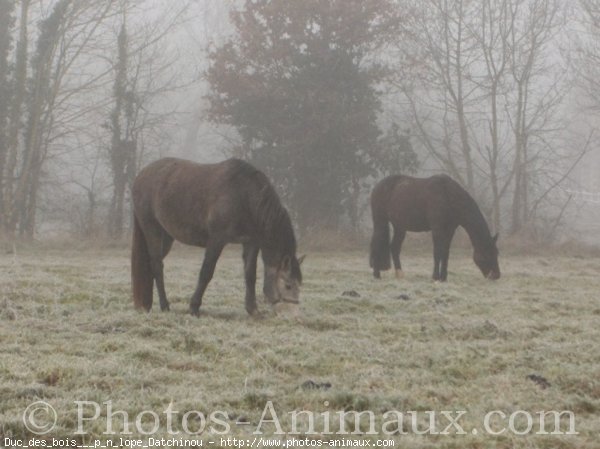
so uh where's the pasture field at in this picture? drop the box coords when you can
[0,244,599,449]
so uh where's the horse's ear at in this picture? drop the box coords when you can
[297,254,306,266]
[492,233,499,244]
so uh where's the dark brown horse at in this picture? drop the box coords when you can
[131,157,303,316]
[370,174,500,281]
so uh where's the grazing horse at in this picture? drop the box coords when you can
[370,174,500,281]
[131,157,303,316]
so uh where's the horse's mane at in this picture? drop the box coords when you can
[463,194,491,235]
[226,159,301,281]
[447,178,494,246]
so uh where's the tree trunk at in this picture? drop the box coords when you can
[511,80,527,234]
[2,0,30,239]
[107,23,136,239]
[108,139,135,238]
[348,175,361,236]
[0,0,15,236]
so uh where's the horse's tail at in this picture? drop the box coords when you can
[131,214,153,311]
[369,181,393,272]
[370,216,391,272]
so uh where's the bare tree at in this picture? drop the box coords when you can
[0,0,16,241]
[0,0,205,241]
[580,0,600,27]
[397,0,574,236]
[106,20,135,239]
[1,0,30,240]
[105,1,194,239]
[578,0,600,111]
[1,0,119,240]
[399,0,477,191]
[70,144,110,238]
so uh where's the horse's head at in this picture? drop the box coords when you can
[263,254,304,305]
[473,233,500,280]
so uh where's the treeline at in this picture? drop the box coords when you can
[0,0,193,241]
[0,0,598,243]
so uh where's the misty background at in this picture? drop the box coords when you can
[0,0,598,246]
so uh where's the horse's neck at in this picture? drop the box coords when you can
[260,219,295,265]
[261,244,281,266]
[460,199,491,250]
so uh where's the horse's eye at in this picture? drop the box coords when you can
[285,284,292,290]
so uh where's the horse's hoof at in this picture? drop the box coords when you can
[161,303,170,312]
[189,308,200,317]
[395,269,404,279]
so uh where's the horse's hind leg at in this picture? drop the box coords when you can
[390,228,406,279]
[189,239,225,316]
[439,229,455,281]
[143,224,174,311]
[156,236,174,310]
[242,243,259,315]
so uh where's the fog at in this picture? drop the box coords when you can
[0,0,598,246]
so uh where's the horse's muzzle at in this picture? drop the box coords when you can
[269,296,300,305]
[487,271,500,280]
[264,293,299,306]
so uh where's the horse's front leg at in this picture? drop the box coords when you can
[432,228,453,281]
[439,229,455,281]
[431,231,442,281]
[242,243,259,315]
[189,240,225,316]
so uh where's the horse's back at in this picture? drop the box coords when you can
[134,157,233,186]
[133,158,219,216]
[374,173,462,231]
[371,174,413,214]
[132,158,257,246]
